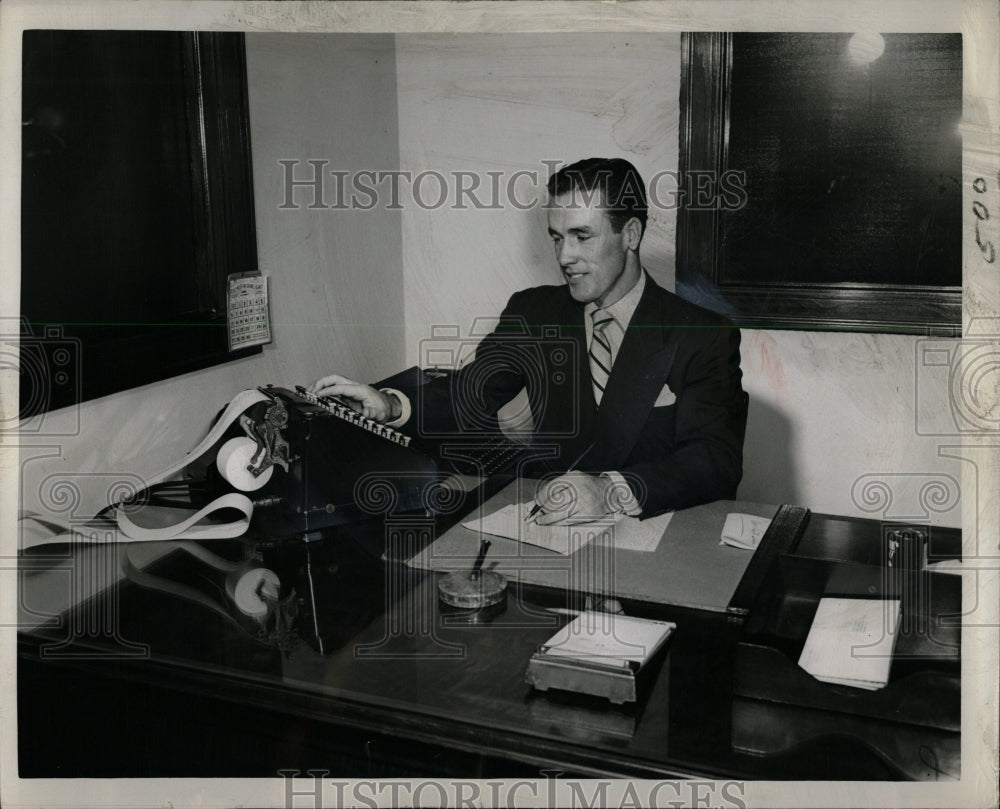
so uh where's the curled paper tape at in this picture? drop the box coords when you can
[116,492,253,542]
[110,389,274,543]
[22,389,275,547]
[216,437,274,492]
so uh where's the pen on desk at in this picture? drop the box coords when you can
[470,538,491,582]
[524,442,595,524]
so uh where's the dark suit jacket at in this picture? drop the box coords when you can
[401,274,746,517]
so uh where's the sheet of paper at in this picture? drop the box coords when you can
[601,510,674,553]
[925,558,963,575]
[463,502,673,555]
[720,512,772,550]
[463,503,614,554]
[797,597,901,690]
[411,486,776,612]
[542,612,674,667]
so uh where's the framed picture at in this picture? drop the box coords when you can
[677,32,963,335]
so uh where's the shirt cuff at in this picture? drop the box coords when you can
[600,472,642,516]
[379,388,411,428]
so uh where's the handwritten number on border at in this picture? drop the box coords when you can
[973,178,995,264]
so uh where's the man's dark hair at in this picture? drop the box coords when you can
[546,157,648,235]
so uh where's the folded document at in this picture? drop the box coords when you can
[720,512,772,550]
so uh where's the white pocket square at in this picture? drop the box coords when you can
[653,383,676,407]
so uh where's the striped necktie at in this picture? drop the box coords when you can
[589,309,615,405]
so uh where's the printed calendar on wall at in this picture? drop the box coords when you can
[227,273,272,351]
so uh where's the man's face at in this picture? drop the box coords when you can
[547,191,638,308]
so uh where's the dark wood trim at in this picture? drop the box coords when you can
[677,32,962,337]
[197,32,260,311]
[677,32,730,298]
[727,504,810,623]
[19,31,261,417]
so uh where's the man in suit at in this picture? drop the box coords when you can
[311,157,746,523]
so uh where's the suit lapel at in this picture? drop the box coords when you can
[532,293,595,464]
[561,294,594,444]
[589,277,678,469]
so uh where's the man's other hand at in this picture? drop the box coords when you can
[308,374,401,423]
[532,471,613,525]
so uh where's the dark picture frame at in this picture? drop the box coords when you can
[677,32,963,336]
[20,30,260,418]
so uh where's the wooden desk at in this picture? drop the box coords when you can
[16,504,960,780]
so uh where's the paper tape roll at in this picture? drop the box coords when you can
[216,437,274,492]
[22,389,275,548]
[226,565,281,617]
[142,388,273,490]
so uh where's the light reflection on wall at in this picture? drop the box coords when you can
[847,32,886,64]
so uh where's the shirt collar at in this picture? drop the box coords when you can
[585,270,646,331]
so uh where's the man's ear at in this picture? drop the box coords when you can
[622,216,643,251]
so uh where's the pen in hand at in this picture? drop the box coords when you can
[524,499,545,525]
[524,442,595,524]
[524,479,578,524]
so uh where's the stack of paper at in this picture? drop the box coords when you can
[541,612,675,669]
[797,597,902,690]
